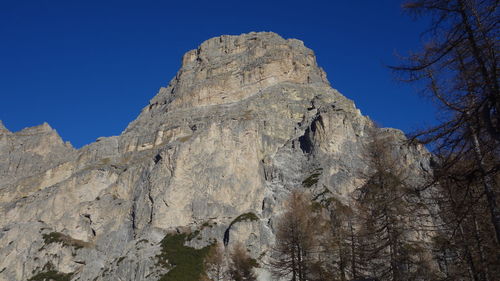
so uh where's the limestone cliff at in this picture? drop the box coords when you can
[0,32,431,281]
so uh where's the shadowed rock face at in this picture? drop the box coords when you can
[0,32,431,281]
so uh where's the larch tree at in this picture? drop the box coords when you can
[431,157,500,281]
[320,198,359,281]
[269,190,319,281]
[202,242,226,281]
[393,0,500,243]
[228,242,257,281]
[353,130,436,281]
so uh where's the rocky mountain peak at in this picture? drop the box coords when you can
[147,32,328,110]
[0,32,431,281]
[123,32,336,141]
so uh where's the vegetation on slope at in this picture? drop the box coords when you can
[41,232,89,250]
[28,270,73,281]
[229,212,259,226]
[156,232,213,281]
[302,168,322,188]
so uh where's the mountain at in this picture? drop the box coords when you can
[0,32,431,281]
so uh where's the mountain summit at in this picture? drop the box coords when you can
[0,32,430,281]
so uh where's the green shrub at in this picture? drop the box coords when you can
[41,232,89,250]
[156,233,213,281]
[230,212,259,226]
[302,171,321,188]
[42,232,65,244]
[117,256,126,265]
[28,270,73,281]
[301,168,323,188]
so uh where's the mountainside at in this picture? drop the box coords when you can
[0,32,432,281]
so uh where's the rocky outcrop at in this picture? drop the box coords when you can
[0,122,76,201]
[0,32,431,281]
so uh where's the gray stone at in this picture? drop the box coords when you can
[0,32,432,281]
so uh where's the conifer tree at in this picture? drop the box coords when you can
[269,190,319,281]
[353,131,435,281]
[203,242,226,281]
[393,0,500,243]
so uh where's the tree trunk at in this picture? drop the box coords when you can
[471,213,491,281]
[469,123,500,244]
[458,0,500,142]
[460,224,481,281]
[297,244,303,281]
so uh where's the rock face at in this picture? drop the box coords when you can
[0,32,431,281]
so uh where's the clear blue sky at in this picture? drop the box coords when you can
[0,0,436,148]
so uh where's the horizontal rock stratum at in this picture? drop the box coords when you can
[0,32,430,281]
